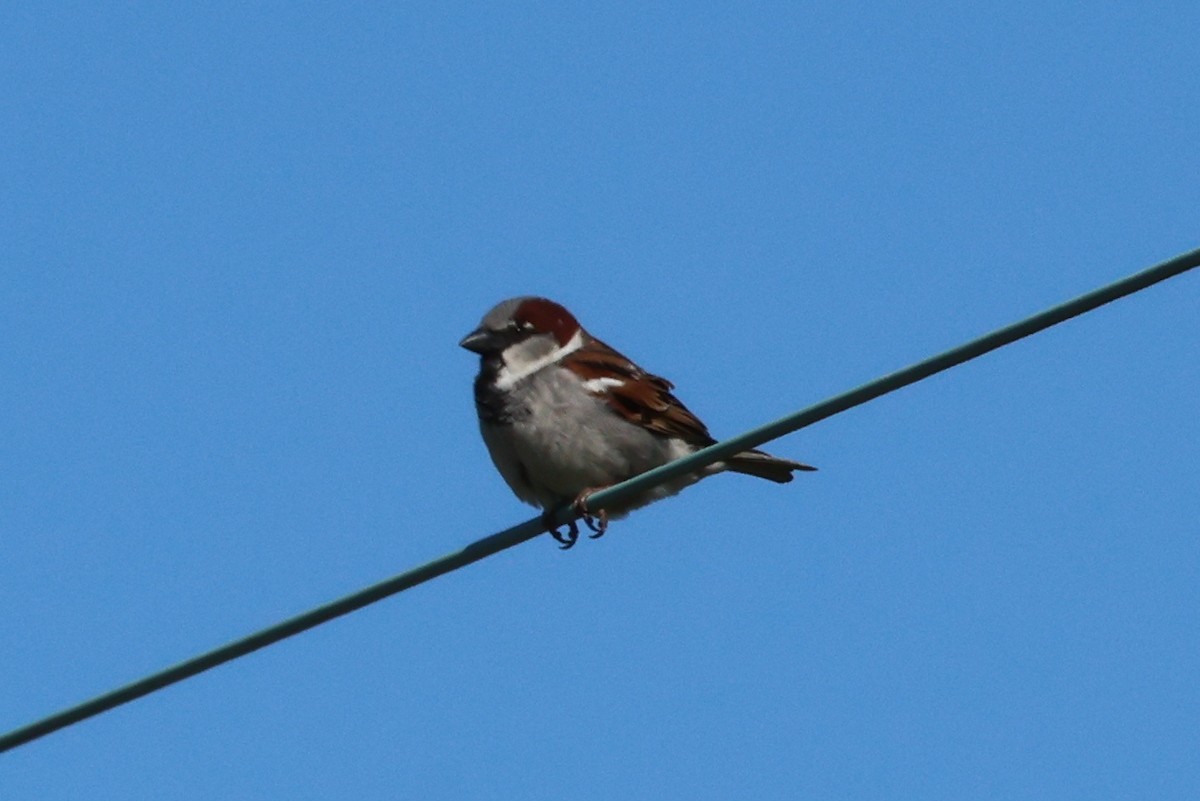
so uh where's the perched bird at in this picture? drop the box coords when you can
[460,296,816,547]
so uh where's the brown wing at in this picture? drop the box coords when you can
[565,337,717,447]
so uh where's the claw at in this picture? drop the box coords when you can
[586,509,608,539]
[573,489,609,539]
[543,512,579,549]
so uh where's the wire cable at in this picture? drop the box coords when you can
[2,246,1197,754]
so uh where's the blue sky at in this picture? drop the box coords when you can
[3,3,1198,798]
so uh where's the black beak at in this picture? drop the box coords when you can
[459,327,501,354]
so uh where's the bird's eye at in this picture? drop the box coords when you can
[519,321,536,332]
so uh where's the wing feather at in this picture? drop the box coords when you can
[564,337,717,446]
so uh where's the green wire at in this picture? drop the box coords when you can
[3,246,1197,754]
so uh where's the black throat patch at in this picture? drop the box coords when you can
[473,356,523,425]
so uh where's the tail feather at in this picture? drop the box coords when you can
[724,449,817,484]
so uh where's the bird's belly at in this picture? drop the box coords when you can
[507,378,677,504]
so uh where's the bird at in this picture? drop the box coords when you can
[460,296,816,548]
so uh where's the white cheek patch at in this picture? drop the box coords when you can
[495,330,585,390]
[582,376,625,393]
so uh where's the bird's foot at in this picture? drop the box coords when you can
[542,511,580,550]
[573,489,609,539]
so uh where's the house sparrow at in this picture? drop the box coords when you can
[460,297,816,548]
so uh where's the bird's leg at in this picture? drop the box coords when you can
[542,510,579,550]
[573,489,609,539]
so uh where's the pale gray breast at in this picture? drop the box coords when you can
[509,368,679,489]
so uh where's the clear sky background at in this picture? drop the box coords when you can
[3,3,1198,799]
